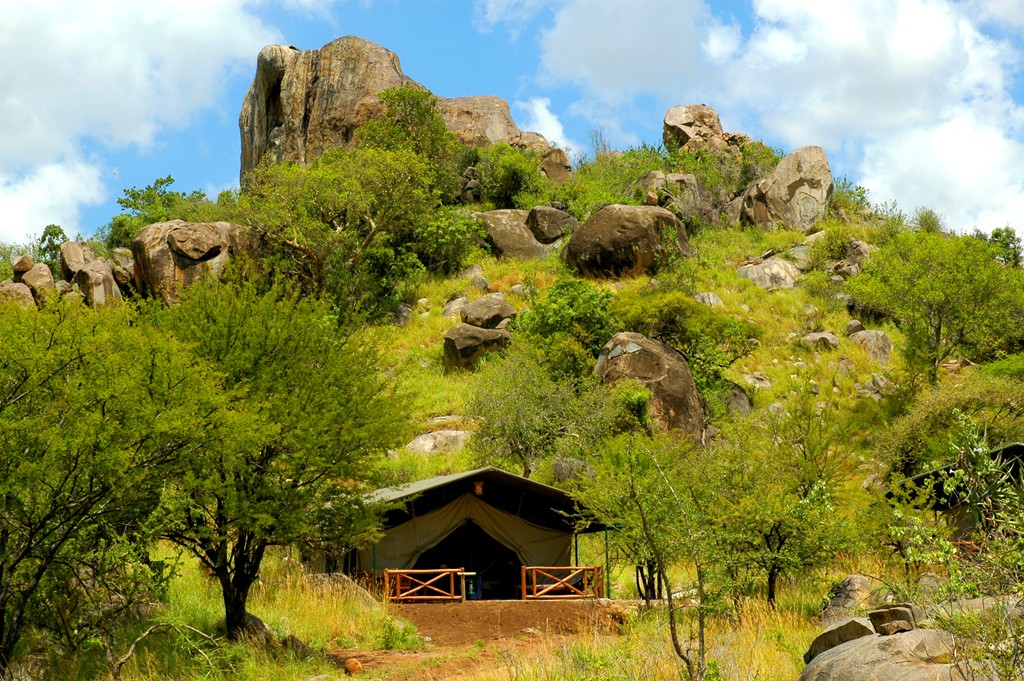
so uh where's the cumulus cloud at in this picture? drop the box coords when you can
[514,97,582,153]
[0,160,105,244]
[518,0,1024,231]
[473,0,554,34]
[0,1,278,241]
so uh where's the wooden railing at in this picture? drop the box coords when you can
[384,568,476,602]
[521,566,602,600]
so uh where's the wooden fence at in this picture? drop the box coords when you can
[521,566,602,600]
[384,568,475,602]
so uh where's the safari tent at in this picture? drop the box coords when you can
[350,467,604,600]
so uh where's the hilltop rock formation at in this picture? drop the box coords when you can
[240,36,552,179]
[563,205,692,278]
[132,220,248,306]
[740,146,834,233]
[595,332,704,440]
[663,104,725,153]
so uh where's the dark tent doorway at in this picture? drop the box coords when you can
[413,521,522,599]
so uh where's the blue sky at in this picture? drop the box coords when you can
[2,0,1023,244]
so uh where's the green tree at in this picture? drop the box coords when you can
[356,86,466,203]
[34,224,66,274]
[468,345,616,478]
[155,277,401,639]
[846,230,1024,384]
[239,146,436,320]
[97,176,205,250]
[988,225,1022,268]
[0,300,223,675]
[574,434,728,680]
[476,142,549,209]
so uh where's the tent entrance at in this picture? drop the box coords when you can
[413,521,522,599]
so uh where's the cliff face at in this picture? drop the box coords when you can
[239,36,421,178]
[239,36,543,180]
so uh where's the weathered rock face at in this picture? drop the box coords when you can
[526,205,576,244]
[796,629,982,681]
[59,241,96,282]
[240,36,546,179]
[821,575,874,622]
[595,332,704,439]
[442,323,511,369]
[663,104,725,153]
[800,331,841,352]
[803,617,874,665]
[478,210,555,260]
[737,257,802,290]
[563,205,692,278]
[850,329,893,363]
[72,260,123,307]
[0,280,36,309]
[460,297,516,329]
[540,148,573,184]
[21,264,56,302]
[132,220,246,305]
[740,146,834,233]
[108,248,134,289]
[438,95,522,147]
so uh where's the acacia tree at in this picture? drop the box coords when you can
[0,300,223,676]
[155,277,402,639]
[846,230,1024,384]
[574,434,728,681]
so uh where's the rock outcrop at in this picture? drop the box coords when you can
[595,332,703,440]
[59,242,96,282]
[526,205,576,244]
[0,280,35,309]
[563,205,692,278]
[72,260,122,307]
[740,146,834,233]
[240,36,550,179]
[478,210,556,260]
[663,104,725,153]
[132,220,247,305]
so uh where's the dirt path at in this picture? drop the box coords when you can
[328,599,632,679]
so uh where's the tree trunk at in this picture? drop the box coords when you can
[767,567,779,607]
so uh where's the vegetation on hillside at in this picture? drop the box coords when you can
[5,85,1024,680]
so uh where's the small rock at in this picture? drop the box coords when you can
[393,303,413,327]
[743,373,773,390]
[405,430,473,454]
[800,332,841,351]
[459,264,484,279]
[846,319,865,335]
[694,292,724,308]
[11,254,33,276]
[442,296,468,319]
[868,605,917,635]
[460,297,516,329]
[343,657,363,675]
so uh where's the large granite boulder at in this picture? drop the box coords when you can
[526,205,576,244]
[663,104,725,153]
[442,323,511,369]
[132,220,247,305]
[21,264,56,303]
[737,257,802,290]
[240,37,421,177]
[562,205,692,278]
[595,332,703,440]
[460,297,516,329]
[803,618,874,665]
[478,210,554,260]
[797,628,986,681]
[438,95,522,147]
[540,148,573,184]
[72,260,122,307]
[59,241,96,282]
[740,146,834,233]
[0,281,35,309]
[850,329,893,363]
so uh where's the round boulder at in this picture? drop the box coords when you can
[478,210,555,260]
[595,332,703,439]
[663,104,725,152]
[740,146,834,233]
[562,205,693,278]
[442,323,511,369]
[0,281,35,309]
[460,297,516,329]
[526,205,577,244]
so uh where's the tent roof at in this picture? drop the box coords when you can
[892,442,1024,510]
[370,467,605,533]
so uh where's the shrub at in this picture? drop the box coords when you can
[516,278,615,356]
[476,143,548,209]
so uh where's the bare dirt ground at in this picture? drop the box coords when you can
[327,599,631,680]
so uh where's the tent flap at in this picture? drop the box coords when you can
[357,493,571,571]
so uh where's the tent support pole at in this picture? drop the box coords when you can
[604,528,610,598]
[574,534,579,566]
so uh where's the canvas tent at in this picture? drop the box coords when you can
[352,467,603,599]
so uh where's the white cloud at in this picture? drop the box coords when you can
[0,1,278,241]
[0,160,106,244]
[514,97,581,153]
[523,0,1024,232]
[473,0,554,34]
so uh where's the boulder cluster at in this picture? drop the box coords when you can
[1,221,248,311]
